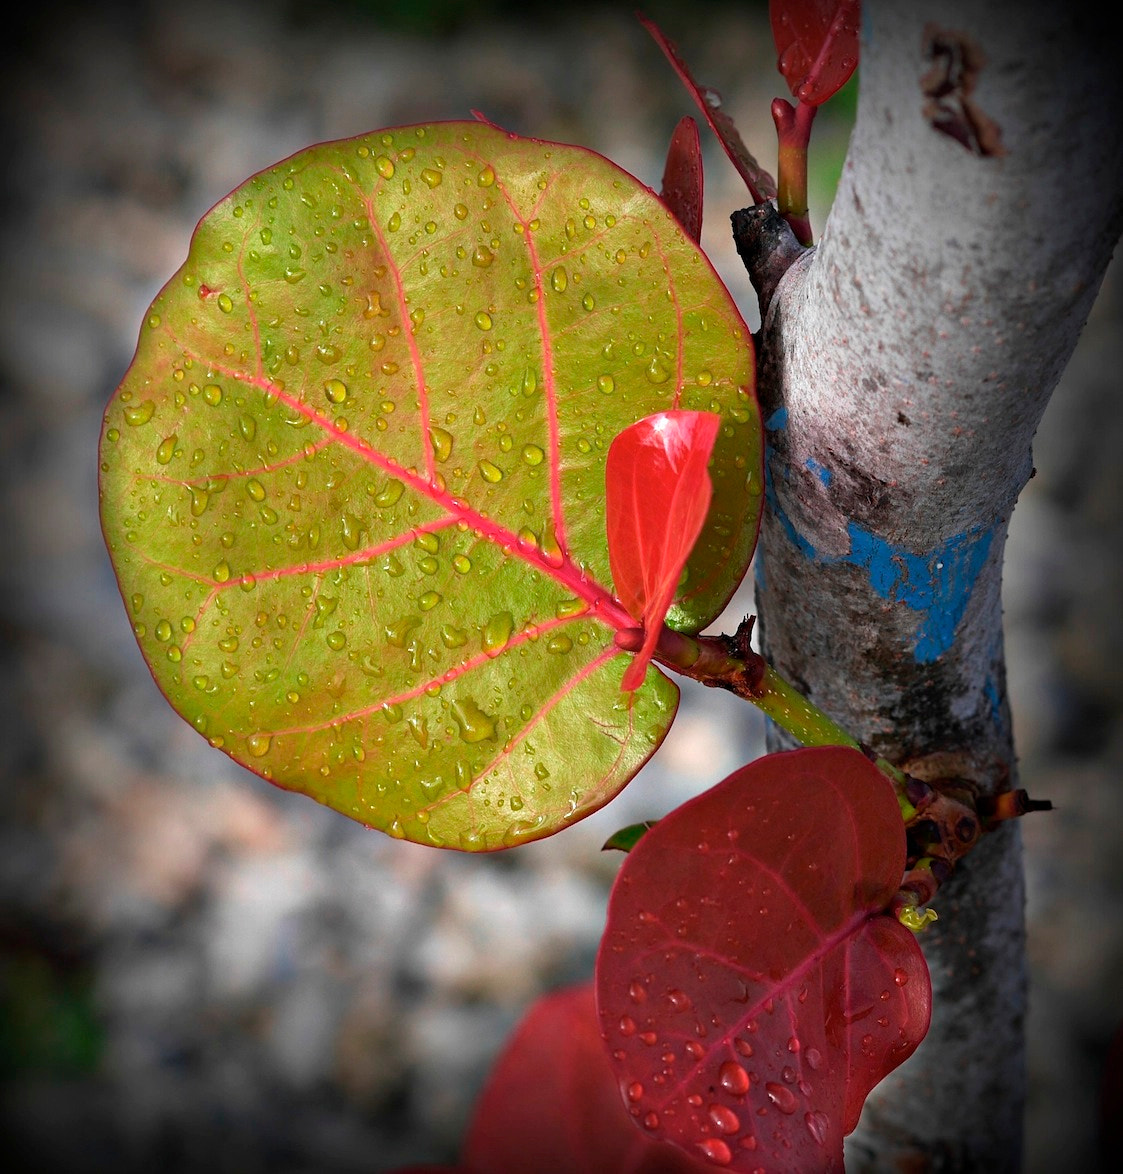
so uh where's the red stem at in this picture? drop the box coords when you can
[772,98,817,246]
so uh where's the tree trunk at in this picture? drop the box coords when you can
[749,1,1123,1168]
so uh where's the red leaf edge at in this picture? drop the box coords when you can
[639,14,778,202]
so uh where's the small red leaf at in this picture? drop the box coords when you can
[606,411,721,691]
[463,983,712,1174]
[597,747,932,1171]
[661,117,703,244]
[640,15,778,203]
[770,0,860,106]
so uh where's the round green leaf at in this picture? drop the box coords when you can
[99,122,761,850]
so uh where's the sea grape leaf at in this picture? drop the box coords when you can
[606,411,721,691]
[596,747,932,1171]
[98,121,761,851]
[660,117,703,244]
[640,15,778,204]
[769,0,860,107]
[463,983,713,1174]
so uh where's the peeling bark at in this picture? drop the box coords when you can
[746,0,1123,1167]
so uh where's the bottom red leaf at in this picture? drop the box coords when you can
[464,983,714,1173]
[596,747,932,1171]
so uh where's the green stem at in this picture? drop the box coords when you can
[634,620,914,814]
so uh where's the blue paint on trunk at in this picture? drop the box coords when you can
[764,450,995,663]
[765,407,789,431]
[805,458,832,486]
[845,523,994,662]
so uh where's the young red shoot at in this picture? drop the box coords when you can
[661,116,704,243]
[606,411,721,692]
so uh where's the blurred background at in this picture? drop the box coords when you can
[1,1,1120,1170]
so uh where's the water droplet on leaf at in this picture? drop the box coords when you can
[718,1060,750,1095]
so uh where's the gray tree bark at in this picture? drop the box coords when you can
[748,1,1123,1168]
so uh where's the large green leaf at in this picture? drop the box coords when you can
[99,122,761,849]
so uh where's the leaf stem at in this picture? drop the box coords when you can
[632,617,914,811]
[771,98,817,246]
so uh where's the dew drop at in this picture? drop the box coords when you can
[646,356,671,384]
[440,624,468,648]
[454,202,469,220]
[217,293,234,313]
[666,988,691,1012]
[419,591,442,611]
[482,610,513,654]
[718,1060,750,1096]
[472,244,494,267]
[154,619,173,643]
[430,426,453,462]
[547,634,572,655]
[375,479,404,507]
[124,400,155,427]
[477,164,496,187]
[697,1138,732,1166]
[894,967,910,987]
[804,1110,830,1146]
[203,383,222,406]
[805,1047,823,1070]
[213,560,231,583]
[478,458,503,483]
[551,266,568,292]
[156,435,177,464]
[619,1015,637,1036]
[474,310,493,331]
[626,1082,644,1102]
[452,554,471,574]
[582,293,595,311]
[341,512,363,550]
[764,1082,798,1114]
[597,374,614,394]
[247,733,272,758]
[708,1104,740,1134]
[420,167,442,188]
[375,155,395,178]
[521,444,544,465]
[642,1112,660,1131]
[451,698,496,743]
[324,378,348,404]
[326,631,346,651]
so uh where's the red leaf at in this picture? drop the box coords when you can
[639,15,778,203]
[596,747,932,1171]
[606,411,721,691]
[769,0,860,106]
[463,983,713,1174]
[661,117,703,244]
